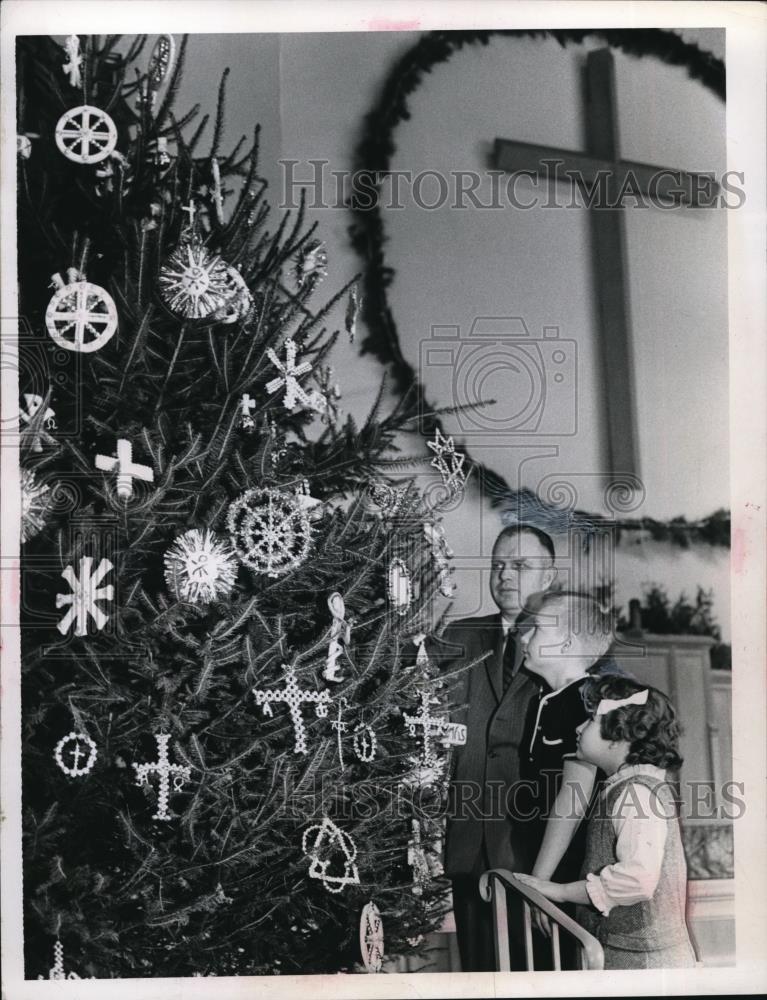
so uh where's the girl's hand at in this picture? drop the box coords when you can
[513,872,568,903]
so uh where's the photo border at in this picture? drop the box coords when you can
[2,2,765,997]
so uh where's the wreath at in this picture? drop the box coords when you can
[348,28,728,548]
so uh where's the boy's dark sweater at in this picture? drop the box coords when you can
[518,657,626,882]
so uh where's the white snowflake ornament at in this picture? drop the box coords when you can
[56,557,114,637]
[227,487,312,577]
[55,105,117,164]
[266,339,326,414]
[159,239,230,319]
[21,469,52,542]
[164,528,238,604]
[45,276,118,353]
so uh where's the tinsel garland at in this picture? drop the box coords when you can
[348,28,728,548]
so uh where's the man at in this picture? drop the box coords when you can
[436,524,556,971]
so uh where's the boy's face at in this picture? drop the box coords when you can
[575,716,614,769]
[521,615,573,682]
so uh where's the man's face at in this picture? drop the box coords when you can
[489,530,555,619]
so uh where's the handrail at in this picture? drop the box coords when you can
[478,868,605,971]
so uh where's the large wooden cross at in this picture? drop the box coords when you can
[494,48,718,481]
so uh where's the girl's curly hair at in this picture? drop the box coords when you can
[582,675,683,771]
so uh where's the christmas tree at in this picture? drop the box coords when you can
[17,34,463,979]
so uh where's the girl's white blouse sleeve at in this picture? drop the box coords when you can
[585,782,670,917]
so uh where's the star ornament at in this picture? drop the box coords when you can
[159,240,230,319]
[21,469,52,543]
[164,529,238,604]
[426,428,467,496]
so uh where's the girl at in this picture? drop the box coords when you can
[516,676,697,970]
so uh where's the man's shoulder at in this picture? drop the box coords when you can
[440,613,498,639]
[432,614,498,662]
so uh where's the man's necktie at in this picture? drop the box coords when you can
[502,628,518,694]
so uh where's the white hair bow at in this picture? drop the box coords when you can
[595,688,649,716]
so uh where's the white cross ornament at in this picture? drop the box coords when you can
[331,698,349,768]
[239,393,256,429]
[403,689,466,765]
[62,35,82,88]
[253,665,332,755]
[133,732,192,821]
[56,557,114,636]
[181,199,197,228]
[403,690,445,766]
[95,438,154,498]
[37,939,92,981]
[54,731,98,777]
[266,339,326,413]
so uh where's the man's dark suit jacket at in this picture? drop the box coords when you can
[436,612,542,877]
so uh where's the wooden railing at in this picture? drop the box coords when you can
[478,869,604,971]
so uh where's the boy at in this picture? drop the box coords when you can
[519,592,625,928]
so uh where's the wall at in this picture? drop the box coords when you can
[170,29,732,638]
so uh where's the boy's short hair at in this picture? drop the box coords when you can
[583,675,684,771]
[536,590,613,659]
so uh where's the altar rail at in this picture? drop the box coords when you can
[478,868,604,971]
